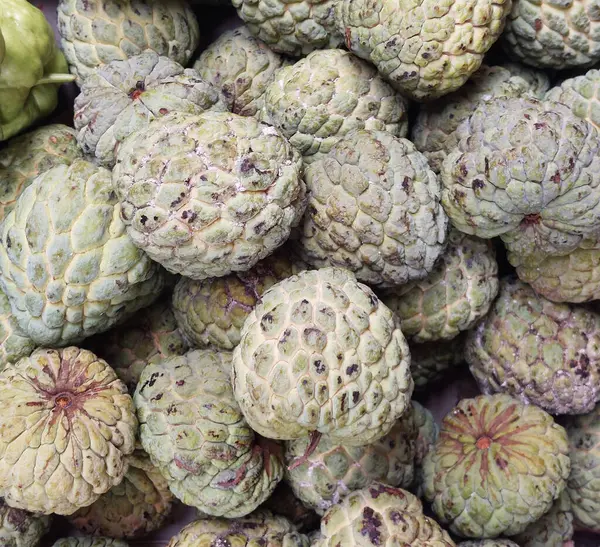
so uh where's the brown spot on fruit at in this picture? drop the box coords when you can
[521,213,541,226]
[360,507,382,545]
[535,18,542,31]
[128,81,145,100]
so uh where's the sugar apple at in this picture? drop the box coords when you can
[134,348,283,517]
[564,402,600,533]
[466,276,600,415]
[440,96,600,266]
[380,230,498,343]
[0,124,83,222]
[0,498,52,547]
[112,111,305,280]
[57,0,200,85]
[52,540,129,547]
[298,129,448,286]
[423,393,571,538]
[0,347,137,515]
[284,402,417,515]
[313,482,455,546]
[172,249,308,350]
[0,287,35,370]
[335,0,512,102]
[503,0,600,69]
[193,26,290,117]
[69,445,173,538]
[410,401,438,498]
[261,50,409,164]
[408,338,466,389]
[232,267,414,445]
[458,542,519,547]
[74,51,226,169]
[0,159,166,346]
[546,69,600,130]
[166,511,310,547]
[85,297,189,392]
[412,63,550,173]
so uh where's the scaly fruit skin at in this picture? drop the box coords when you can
[380,230,498,343]
[299,130,447,286]
[172,250,308,350]
[313,482,455,546]
[0,498,52,547]
[335,0,511,102]
[284,404,417,515]
[0,287,35,370]
[0,125,83,222]
[52,539,129,547]
[410,401,438,498]
[232,267,414,445]
[408,338,465,389]
[167,511,310,547]
[262,51,409,164]
[412,63,550,173]
[564,402,600,533]
[423,394,571,538]
[441,96,600,266]
[0,159,166,347]
[546,69,600,130]
[466,276,600,415]
[113,111,305,280]
[194,26,289,117]
[134,349,283,517]
[57,0,200,85]
[503,0,600,69]
[74,51,226,169]
[458,542,518,547]
[0,347,137,515]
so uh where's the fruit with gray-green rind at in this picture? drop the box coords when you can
[52,539,129,547]
[0,287,35,370]
[546,69,600,130]
[232,267,414,445]
[112,111,305,280]
[466,276,600,415]
[423,394,571,538]
[410,401,438,499]
[0,159,166,347]
[0,498,52,547]
[74,51,227,169]
[408,338,466,389]
[299,129,447,286]
[261,50,409,164]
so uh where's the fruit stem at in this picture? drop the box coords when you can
[287,431,322,470]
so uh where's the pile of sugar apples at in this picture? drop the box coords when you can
[1,0,600,544]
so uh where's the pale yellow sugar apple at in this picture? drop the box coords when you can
[0,498,52,547]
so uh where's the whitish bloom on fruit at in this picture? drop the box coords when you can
[0,498,52,547]
[262,50,409,164]
[113,111,305,280]
[57,0,200,85]
[466,276,600,415]
[441,97,600,266]
[0,125,83,223]
[408,339,466,389]
[546,69,600,130]
[172,249,308,350]
[194,26,290,117]
[74,52,226,169]
[52,539,129,547]
[232,268,413,445]
[134,349,283,517]
[284,405,417,515]
[381,230,498,342]
[503,0,600,69]
[335,0,512,101]
[299,130,447,286]
[0,347,137,515]
[0,159,166,346]
[0,287,35,370]
[423,394,571,538]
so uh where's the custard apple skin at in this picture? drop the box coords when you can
[0,347,137,515]
[410,401,439,498]
[0,498,52,547]
[412,63,550,173]
[261,50,409,164]
[52,539,129,547]
[134,349,283,518]
[284,403,417,515]
[57,0,200,85]
[231,267,414,445]
[172,249,308,350]
[458,542,519,547]
[380,230,498,343]
[313,482,455,546]
[193,26,290,117]
[299,130,448,287]
[335,0,512,102]
[564,402,600,533]
[166,511,310,547]
[466,276,600,415]
[112,111,306,280]
[0,125,83,223]
[423,393,571,538]
[0,159,166,347]
[0,287,36,370]
[503,0,600,69]
[546,69,600,130]
[408,338,466,389]
[441,96,600,266]
[74,51,227,169]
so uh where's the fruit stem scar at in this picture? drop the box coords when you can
[475,435,492,450]
[287,430,322,470]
